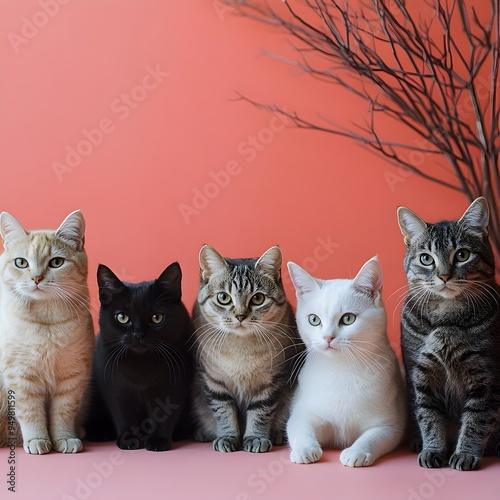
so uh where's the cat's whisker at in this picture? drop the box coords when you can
[103,342,128,383]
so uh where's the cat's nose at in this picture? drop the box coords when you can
[438,274,451,283]
[132,331,145,339]
[32,275,43,285]
[325,336,334,344]
[236,314,247,323]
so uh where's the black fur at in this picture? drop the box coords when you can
[84,263,193,451]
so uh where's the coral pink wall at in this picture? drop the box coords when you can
[0,0,467,346]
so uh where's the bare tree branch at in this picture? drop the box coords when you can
[226,0,500,268]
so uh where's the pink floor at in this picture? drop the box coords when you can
[1,441,498,499]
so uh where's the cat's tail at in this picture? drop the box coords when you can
[0,376,22,447]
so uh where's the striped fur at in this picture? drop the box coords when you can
[0,211,94,454]
[398,197,500,471]
[191,245,303,453]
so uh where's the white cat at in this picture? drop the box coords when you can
[286,257,406,467]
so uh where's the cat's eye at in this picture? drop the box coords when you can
[308,314,321,326]
[419,253,434,266]
[49,257,65,268]
[115,312,130,324]
[14,258,28,269]
[455,249,471,263]
[151,313,164,324]
[340,313,356,326]
[251,293,265,305]
[217,292,232,305]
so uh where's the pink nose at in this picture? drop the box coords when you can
[32,275,43,285]
[325,337,334,344]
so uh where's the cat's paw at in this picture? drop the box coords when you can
[116,435,141,450]
[340,447,375,467]
[418,449,446,468]
[53,438,83,453]
[290,445,322,464]
[213,435,240,453]
[449,452,481,471]
[243,436,272,453]
[24,438,52,455]
[145,436,172,452]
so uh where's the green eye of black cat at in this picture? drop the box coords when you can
[115,312,130,324]
[455,249,471,263]
[251,293,265,305]
[49,257,65,268]
[151,313,164,324]
[308,314,321,326]
[14,258,28,269]
[217,292,232,305]
[419,253,434,266]
[340,313,356,326]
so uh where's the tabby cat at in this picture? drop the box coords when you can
[398,197,500,471]
[84,263,193,451]
[191,245,303,453]
[0,210,94,454]
[286,257,406,466]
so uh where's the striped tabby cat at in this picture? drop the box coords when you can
[191,245,303,453]
[0,211,94,454]
[398,197,500,471]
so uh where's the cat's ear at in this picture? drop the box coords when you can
[256,246,282,279]
[397,206,427,246]
[156,262,182,301]
[97,264,123,305]
[287,261,319,296]
[353,256,383,297]
[0,212,27,249]
[459,196,489,236]
[56,210,85,250]
[199,245,227,280]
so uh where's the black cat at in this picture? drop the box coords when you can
[84,262,193,451]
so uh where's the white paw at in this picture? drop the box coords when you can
[340,447,375,467]
[53,437,83,453]
[24,438,52,455]
[290,445,323,464]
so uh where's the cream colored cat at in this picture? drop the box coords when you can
[0,210,94,454]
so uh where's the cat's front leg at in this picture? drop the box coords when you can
[450,373,497,471]
[340,424,403,467]
[287,410,322,464]
[10,383,51,454]
[143,394,184,452]
[410,362,448,468]
[242,385,285,453]
[209,396,240,452]
[50,374,88,453]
